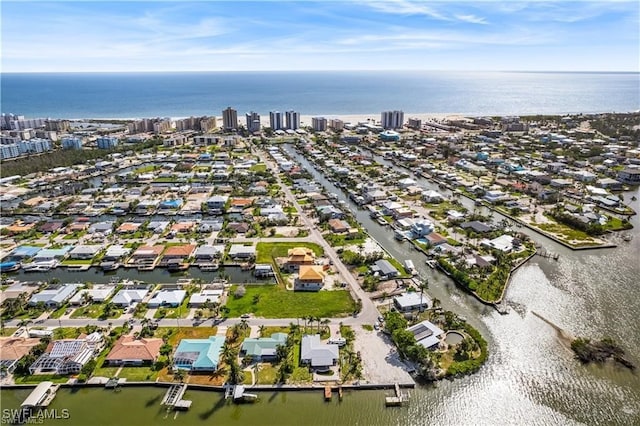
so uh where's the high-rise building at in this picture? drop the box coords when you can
[329,119,344,131]
[381,110,404,129]
[311,117,327,132]
[62,136,83,150]
[285,110,300,130]
[222,107,238,131]
[408,118,422,130]
[0,144,20,159]
[245,112,261,133]
[270,111,283,130]
[96,136,119,149]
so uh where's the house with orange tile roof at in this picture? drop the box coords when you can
[131,245,164,260]
[170,221,195,233]
[285,247,316,271]
[162,244,196,259]
[294,265,326,291]
[0,337,42,373]
[104,335,164,366]
[117,222,141,234]
[5,221,35,234]
[230,198,254,208]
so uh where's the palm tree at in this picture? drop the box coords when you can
[18,319,33,334]
[258,325,266,338]
[321,319,331,335]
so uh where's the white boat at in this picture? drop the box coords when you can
[404,259,416,275]
[394,229,407,241]
[22,260,58,272]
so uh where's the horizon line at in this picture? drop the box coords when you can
[2,69,639,74]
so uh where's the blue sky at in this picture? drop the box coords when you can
[2,1,639,72]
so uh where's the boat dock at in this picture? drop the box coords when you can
[161,384,192,411]
[536,249,559,260]
[232,385,258,403]
[21,381,60,409]
[385,383,409,407]
[324,386,332,401]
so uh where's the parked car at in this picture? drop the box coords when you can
[240,314,250,319]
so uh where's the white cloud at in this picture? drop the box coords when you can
[454,14,488,25]
[365,0,450,20]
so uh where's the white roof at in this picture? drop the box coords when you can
[148,289,187,306]
[394,292,431,309]
[111,288,149,306]
[189,289,223,305]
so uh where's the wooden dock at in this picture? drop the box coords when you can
[324,386,332,401]
[385,383,409,407]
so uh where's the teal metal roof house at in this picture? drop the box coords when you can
[240,333,287,361]
[173,336,225,372]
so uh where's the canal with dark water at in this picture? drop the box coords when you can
[2,145,639,425]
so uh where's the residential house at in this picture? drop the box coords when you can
[162,244,196,264]
[0,337,42,374]
[460,221,493,234]
[173,336,225,372]
[188,289,224,307]
[68,245,101,260]
[371,259,399,279]
[148,289,187,308]
[327,218,350,233]
[111,286,151,308]
[300,334,339,369]
[29,284,82,308]
[29,332,103,375]
[394,292,432,312]
[481,234,516,253]
[407,320,444,350]
[422,190,445,203]
[240,333,288,361]
[102,245,131,261]
[228,244,256,260]
[285,247,316,271]
[410,218,435,238]
[294,265,326,291]
[104,335,164,366]
[69,285,116,305]
[193,245,225,263]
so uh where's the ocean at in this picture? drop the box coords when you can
[1,71,639,119]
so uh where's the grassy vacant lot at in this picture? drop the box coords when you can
[155,326,219,346]
[255,363,278,385]
[0,327,18,336]
[256,242,324,264]
[225,285,355,318]
[117,367,158,381]
[14,375,70,384]
[536,222,595,243]
[70,304,121,319]
[92,366,120,378]
[154,297,190,319]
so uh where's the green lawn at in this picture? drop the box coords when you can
[250,164,267,172]
[92,366,120,378]
[256,242,324,264]
[49,305,69,319]
[14,375,70,384]
[71,304,122,319]
[154,297,190,319]
[117,367,158,381]
[256,364,278,384]
[0,327,18,336]
[225,285,355,318]
[60,259,94,265]
[324,234,366,247]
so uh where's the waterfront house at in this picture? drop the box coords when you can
[33,246,73,262]
[423,232,447,247]
[69,285,116,305]
[327,218,349,233]
[102,245,131,261]
[188,288,224,307]
[410,218,435,238]
[300,334,339,368]
[371,259,399,279]
[173,336,225,372]
[87,221,114,235]
[117,222,141,234]
[193,245,225,263]
[240,333,288,361]
[0,282,40,304]
[29,283,82,308]
[481,235,515,253]
[129,245,164,263]
[228,244,256,260]
[294,265,326,291]
[38,221,65,234]
[617,167,640,185]
[394,292,431,312]
[29,332,102,375]
[105,335,163,366]
[407,320,444,350]
[422,190,445,203]
[111,286,151,308]
[68,245,101,260]
[147,289,187,308]
[460,221,493,234]
[162,244,196,262]
[9,245,41,260]
[0,337,42,374]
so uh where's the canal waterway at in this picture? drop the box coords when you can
[2,146,639,425]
